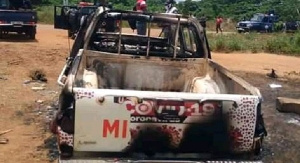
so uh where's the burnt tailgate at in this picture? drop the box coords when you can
[72,89,260,154]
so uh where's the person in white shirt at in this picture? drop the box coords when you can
[164,0,178,14]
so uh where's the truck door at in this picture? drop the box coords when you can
[54,5,71,30]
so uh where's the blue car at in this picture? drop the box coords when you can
[0,0,37,39]
[236,13,278,33]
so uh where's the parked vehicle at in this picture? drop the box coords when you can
[236,13,278,33]
[51,8,267,162]
[283,21,299,32]
[0,0,37,39]
[54,1,115,39]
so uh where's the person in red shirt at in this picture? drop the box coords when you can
[136,0,147,35]
[216,16,223,33]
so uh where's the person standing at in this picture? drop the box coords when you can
[136,0,147,35]
[216,16,223,33]
[23,0,32,9]
[164,0,178,14]
[161,0,178,41]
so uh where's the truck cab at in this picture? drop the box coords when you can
[236,13,278,33]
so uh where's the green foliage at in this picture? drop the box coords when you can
[32,0,79,5]
[209,34,244,53]
[177,0,300,22]
[208,32,300,55]
[265,35,290,53]
[273,21,284,32]
[265,33,300,55]
[32,0,300,22]
[214,36,226,52]
[36,6,54,24]
[32,0,300,55]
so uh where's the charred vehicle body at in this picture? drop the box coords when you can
[51,7,267,163]
[0,0,37,39]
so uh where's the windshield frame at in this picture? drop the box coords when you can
[84,9,207,59]
[250,14,264,22]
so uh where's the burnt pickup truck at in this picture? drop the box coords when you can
[0,0,37,39]
[51,7,267,163]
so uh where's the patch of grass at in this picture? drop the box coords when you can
[36,6,54,24]
[15,110,24,117]
[265,36,290,54]
[265,33,300,55]
[227,36,243,52]
[208,34,245,53]
[207,32,300,55]
[214,36,226,52]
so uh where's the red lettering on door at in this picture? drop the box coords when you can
[103,120,128,138]
[122,120,128,138]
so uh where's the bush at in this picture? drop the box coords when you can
[208,34,243,53]
[227,35,242,51]
[266,38,288,53]
[207,32,300,56]
[214,36,226,52]
[294,33,300,47]
[36,6,54,24]
[265,33,300,55]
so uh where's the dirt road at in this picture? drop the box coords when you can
[0,24,300,163]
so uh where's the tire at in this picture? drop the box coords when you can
[29,33,36,40]
[27,27,36,40]
[254,137,263,155]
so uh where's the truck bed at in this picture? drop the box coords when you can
[74,50,260,96]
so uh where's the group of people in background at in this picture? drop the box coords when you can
[134,0,224,35]
[135,0,178,35]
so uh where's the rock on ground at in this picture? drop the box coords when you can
[276,97,300,115]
